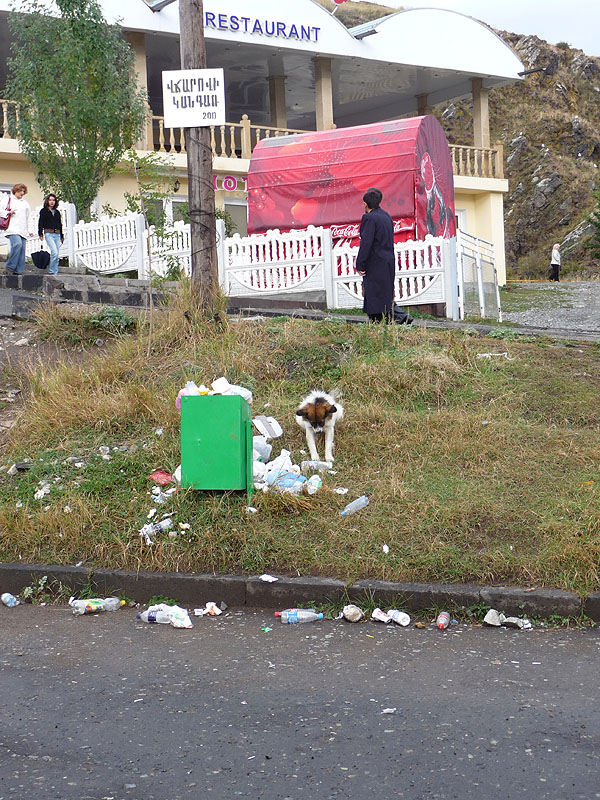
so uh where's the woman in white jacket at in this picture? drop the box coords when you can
[549,243,561,282]
[3,183,33,275]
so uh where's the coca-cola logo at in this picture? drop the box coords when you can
[330,219,412,239]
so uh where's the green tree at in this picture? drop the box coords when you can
[7,0,147,220]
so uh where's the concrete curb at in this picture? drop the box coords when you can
[0,562,591,621]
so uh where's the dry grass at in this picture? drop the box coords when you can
[1,296,600,594]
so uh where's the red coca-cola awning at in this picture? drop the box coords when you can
[247,115,456,243]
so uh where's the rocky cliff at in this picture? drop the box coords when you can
[316,2,600,278]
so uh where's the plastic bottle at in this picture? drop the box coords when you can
[387,609,411,627]
[139,517,174,544]
[1,592,19,607]
[436,611,451,630]
[69,597,124,615]
[274,608,324,624]
[340,494,370,516]
[137,608,175,624]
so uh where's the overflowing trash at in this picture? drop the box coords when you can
[253,415,283,439]
[149,470,174,486]
[258,574,279,583]
[176,377,253,410]
[137,603,193,628]
[340,494,370,516]
[476,351,514,360]
[274,608,324,624]
[1,592,19,607]
[69,597,125,615]
[300,460,332,472]
[483,608,532,630]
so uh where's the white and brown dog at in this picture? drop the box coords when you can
[295,390,344,463]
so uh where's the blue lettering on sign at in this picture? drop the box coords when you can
[204,12,321,42]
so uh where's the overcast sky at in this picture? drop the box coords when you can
[356,0,600,57]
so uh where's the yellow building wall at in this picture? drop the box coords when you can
[454,183,507,285]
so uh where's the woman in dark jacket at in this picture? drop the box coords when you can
[356,188,396,322]
[38,194,64,275]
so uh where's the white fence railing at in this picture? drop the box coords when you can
[457,229,502,322]
[1,208,501,319]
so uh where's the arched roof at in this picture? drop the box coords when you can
[352,8,523,81]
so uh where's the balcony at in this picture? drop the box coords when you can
[0,98,504,180]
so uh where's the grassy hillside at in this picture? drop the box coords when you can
[1,300,599,595]
[315,1,600,279]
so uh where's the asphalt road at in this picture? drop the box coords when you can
[1,604,599,800]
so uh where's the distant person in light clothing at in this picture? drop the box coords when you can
[356,187,395,323]
[2,183,33,275]
[38,194,64,275]
[549,243,561,282]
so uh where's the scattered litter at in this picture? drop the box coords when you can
[149,470,174,486]
[414,621,427,629]
[151,485,177,505]
[173,465,182,484]
[335,487,349,495]
[147,508,157,520]
[179,522,190,531]
[259,574,279,583]
[137,603,193,628]
[154,427,164,436]
[340,494,370,516]
[98,446,110,456]
[371,608,391,624]
[342,604,364,622]
[306,475,322,495]
[69,597,124,615]
[387,609,410,626]
[246,506,258,514]
[381,707,397,715]
[436,611,451,630]
[382,544,390,554]
[14,461,31,471]
[63,505,71,514]
[139,516,174,545]
[274,608,323,624]
[252,415,282,439]
[482,420,491,426]
[524,587,537,593]
[483,608,532,630]
[476,351,514,360]
[1,592,19,608]
[261,626,273,632]
[300,460,332,473]
[253,435,272,462]
[327,469,338,475]
[194,601,222,616]
[34,482,51,501]
[13,338,29,347]
[7,464,18,476]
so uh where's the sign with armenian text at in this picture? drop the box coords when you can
[162,68,226,129]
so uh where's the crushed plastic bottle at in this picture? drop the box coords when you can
[69,597,124,615]
[137,603,193,628]
[1,592,19,607]
[436,611,451,630]
[340,494,370,516]
[139,516,174,545]
[371,608,391,623]
[300,460,332,473]
[274,608,324,624]
[306,475,322,495]
[387,609,411,627]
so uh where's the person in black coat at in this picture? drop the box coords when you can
[356,188,396,322]
[38,194,64,275]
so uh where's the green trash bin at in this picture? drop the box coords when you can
[180,394,254,496]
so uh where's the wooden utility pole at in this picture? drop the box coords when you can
[178,0,218,311]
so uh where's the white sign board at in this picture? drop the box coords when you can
[162,68,226,128]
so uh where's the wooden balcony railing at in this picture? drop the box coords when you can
[1,98,504,180]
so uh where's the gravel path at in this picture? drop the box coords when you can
[502,282,600,334]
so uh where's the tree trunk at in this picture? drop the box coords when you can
[179,0,218,312]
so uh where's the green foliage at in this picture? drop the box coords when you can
[556,41,571,50]
[85,306,137,334]
[148,594,180,607]
[7,0,147,220]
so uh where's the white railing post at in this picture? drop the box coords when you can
[322,227,335,308]
[63,202,77,267]
[456,229,465,320]
[136,213,148,279]
[216,217,227,290]
[442,237,459,321]
[475,239,486,318]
